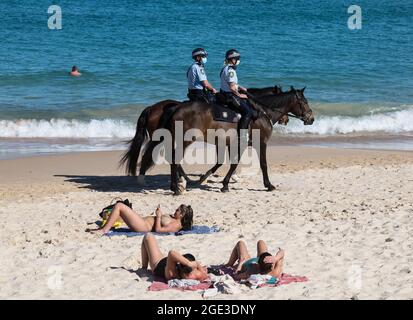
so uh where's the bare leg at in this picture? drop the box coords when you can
[141,233,165,271]
[225,240,251,272]
[89,203,150,234]
[257,239,269,256]
[141,239,149,269]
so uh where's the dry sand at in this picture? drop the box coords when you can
[0,146,412,299]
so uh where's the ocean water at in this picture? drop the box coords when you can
[0,0,412,158]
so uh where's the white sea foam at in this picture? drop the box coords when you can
[0,118,135,138]
[275,108,413,135]
[0,108,413,139]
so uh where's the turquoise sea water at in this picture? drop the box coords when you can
[0,0,412,157]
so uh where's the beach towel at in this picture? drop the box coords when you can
[148,276,212,292]
[168,279,200,288]
[105,225,220,237]
[209,265,308,288]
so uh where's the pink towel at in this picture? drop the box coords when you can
[148,278,212,292]
[147,273,308,292]
[261,273,309,287]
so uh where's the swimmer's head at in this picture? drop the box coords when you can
[71,66,78,72]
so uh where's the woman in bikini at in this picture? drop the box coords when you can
[87,203,193,235]
[141,233,209,281]
[225,240,285,280]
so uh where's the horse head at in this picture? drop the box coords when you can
[289,86,314,125]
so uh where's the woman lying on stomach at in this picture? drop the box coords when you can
[87,203,193,234]
[141,233,208,281]
[225,239,284,280]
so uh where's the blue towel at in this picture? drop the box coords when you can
[105,225,220,237]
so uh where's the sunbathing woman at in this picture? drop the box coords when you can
[225,240,284,280]
[88,203,193,235]
[141,233,209,281]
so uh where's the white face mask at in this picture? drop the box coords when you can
[235,60,240,66]
[201,57,207,64]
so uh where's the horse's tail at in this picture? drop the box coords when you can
[119,107,150,176]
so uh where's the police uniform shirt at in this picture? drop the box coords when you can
[220,65,238,93]
[187,63,207,90]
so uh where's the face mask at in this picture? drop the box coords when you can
[201,57,207,64]
[235,60,240,66]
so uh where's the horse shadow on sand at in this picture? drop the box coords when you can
[54,173,219,193]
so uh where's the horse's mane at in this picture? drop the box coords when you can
[250,90,295,111]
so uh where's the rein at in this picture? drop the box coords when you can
[245,92,304,121]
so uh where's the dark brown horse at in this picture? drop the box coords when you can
[120,86,288,182]
[165,87,314,194]
[120,99,180,178]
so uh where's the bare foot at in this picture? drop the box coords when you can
[86,228,107,235]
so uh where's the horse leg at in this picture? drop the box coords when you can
[170,141,180,194]
[221,163,239,192]
[177,165,198,183]
[172,141,191,195]
[137,141,160,184]
[139,142,155,176]
[170,164,180,194]
[199,163,222,184]
[199,140,226,183]
[258,142,275,191]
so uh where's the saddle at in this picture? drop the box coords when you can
[211,93,241,123]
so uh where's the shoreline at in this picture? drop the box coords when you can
[1,133,412,161]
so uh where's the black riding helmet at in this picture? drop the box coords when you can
[225,49,241,61]
[192,47,208,59]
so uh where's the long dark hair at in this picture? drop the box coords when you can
[258,252,273,274]
[179,204,193,231]
[177,253,196,278]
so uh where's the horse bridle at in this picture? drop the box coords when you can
[246,91,310,123]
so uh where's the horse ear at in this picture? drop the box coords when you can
[290,86,295,92]
[301,86,306,92]
[273,85,282,94]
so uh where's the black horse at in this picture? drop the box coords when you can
[164,87,314,195]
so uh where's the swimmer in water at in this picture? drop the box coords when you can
[70,66,81,77]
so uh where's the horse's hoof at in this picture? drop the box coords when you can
[137,175,145,185]
[266,185,276,191]
[173,190,183,196]
[221,186,229,193]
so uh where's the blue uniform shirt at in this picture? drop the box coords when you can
[220,65,238,93]
[187,62,207,90]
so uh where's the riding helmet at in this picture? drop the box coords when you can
[225,49,241,60]
[192,48,208,58]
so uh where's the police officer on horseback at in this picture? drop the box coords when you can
[220,49,254,137]
[187,48,217,103]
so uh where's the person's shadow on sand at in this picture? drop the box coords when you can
[109,266,153,283]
